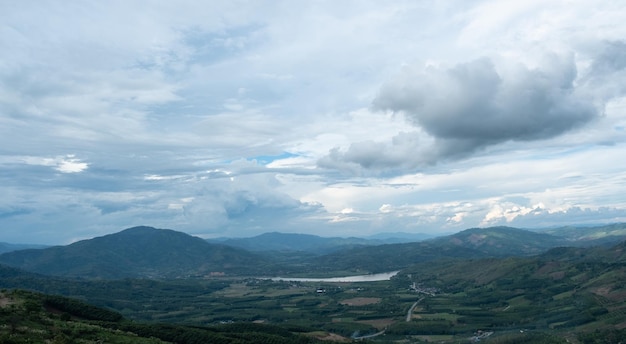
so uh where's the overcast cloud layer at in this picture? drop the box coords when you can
[2,1,626,244]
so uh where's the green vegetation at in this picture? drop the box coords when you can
[2,225,626,343]
[3,225,626,278]
[0,226,272,279]
[2,254,625,343]
[0,289,324,343]
[0,289,165,343]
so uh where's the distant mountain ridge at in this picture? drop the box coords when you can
[0,242,49,254]
[0,226,267,279]
[432,226,569,256]
[209,232,381,254]
[208,231,442,254]
[2,223,626,279]
[535,222,626,246]
[305,225,626,273]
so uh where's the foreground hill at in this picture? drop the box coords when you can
[0,289,324,344]
[0,226,267,279]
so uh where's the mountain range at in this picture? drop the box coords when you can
[207,231,439,254]
[1,223,625,279]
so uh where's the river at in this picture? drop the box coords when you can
[268,271,399,283]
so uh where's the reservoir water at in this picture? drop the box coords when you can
[269,271,399,283]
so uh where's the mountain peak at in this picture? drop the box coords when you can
[436,226,567,256]
[118,226,160,234]
[0,226,265,279]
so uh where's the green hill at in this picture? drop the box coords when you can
[0,242,48,254]
[0,226,269,279]
[213,232,378,254]
[538,223,626,246]
[397,240,626,336]
[306,226,570,274]
[432,226,568,256]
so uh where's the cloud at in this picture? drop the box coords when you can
[580,40,626,102]
[2,2,626,244]
[376,55,597,150]
[4,155,89,173]
[318,131,436,175]
[481,203,626,229]
[322,51,616,174]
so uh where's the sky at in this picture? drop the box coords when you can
[2,1,626,245]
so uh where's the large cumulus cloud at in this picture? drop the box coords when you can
[321,52,610,173]
[376,56,595,141]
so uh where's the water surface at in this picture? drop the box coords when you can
[269,271,399,283]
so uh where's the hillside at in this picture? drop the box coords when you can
[212,231,438,254]
[0,289,324,344]
[431,226,569,256]
[3,242,626,342]
[0,226,269,279]
[306,226,571,274]
[309,241,489,274]
[0,242,48,254]
[397,240,626,336]
[538,222,626,246]
[3,224,624,280]
[212,232,378,254]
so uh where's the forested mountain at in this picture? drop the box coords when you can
[0,226,268,279]
[363,231,440,243]
[307,226,572,273]
[3,224,626,279]
[310,241,489,273]
[210,232,379,254]
[0,242,48,254]
[536,222,626,246]
[430,226,569,256]
[211,231,440,254]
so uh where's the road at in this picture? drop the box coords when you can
[353,329,386,340]
[406,297,424,322]
[353,297,424,340]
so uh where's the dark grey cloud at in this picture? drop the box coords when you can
[587,41,626,77]
[318,132,436,175]
[375,56,596,146]
[322,53,605,174]
[581,40,626,102]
